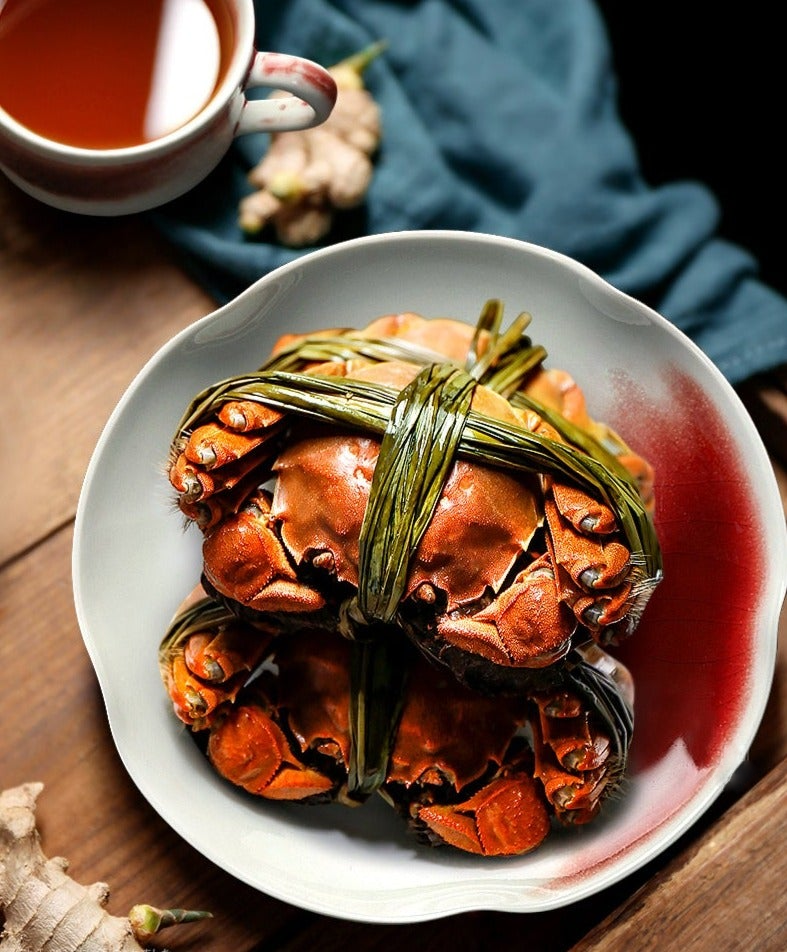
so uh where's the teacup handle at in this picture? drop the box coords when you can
[236,51,337,135]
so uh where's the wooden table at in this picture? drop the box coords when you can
[2,175,785,951]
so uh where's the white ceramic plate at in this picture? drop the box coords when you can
[73,231,786,922]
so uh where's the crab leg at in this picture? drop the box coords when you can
[182,422,273,469]
[545,494,630,591]
[183,623,272,684]
[217,400,284,433]
[208,627,357,802]
[618,451,655,512]
[169,440,276,506]
[163,654,247,729]
[169,406,284,509]
[543,492,636,635]
[535,762,609,824]
[160,597,276,729]
[531,695,612,825]
[549,480,618,535]
[177,465,264,531]
[532,692,610,772]
[530,648,632,824]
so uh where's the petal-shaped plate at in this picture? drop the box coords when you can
[73,231,786,922]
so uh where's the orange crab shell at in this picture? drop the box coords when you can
[201,489,328,615]
[271,359,542,612]
[204,625,556,855]
[272,312,482,365]
[386,646,528,792]
[414,758,551,857]
[161,587,630,856]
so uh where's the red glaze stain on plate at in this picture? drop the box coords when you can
[614,366,762,771]
[556,365,765,881]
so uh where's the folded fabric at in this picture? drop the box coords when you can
[150,0,787,385]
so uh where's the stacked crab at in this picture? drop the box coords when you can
[159,302,661,857]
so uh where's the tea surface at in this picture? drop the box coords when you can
[0,0,233,149]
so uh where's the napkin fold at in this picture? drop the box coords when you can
[150,0,787,385]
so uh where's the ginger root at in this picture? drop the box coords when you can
[0,783,210,951]
[239,42,385,246]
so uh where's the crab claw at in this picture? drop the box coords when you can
[202,489,326,614]
[208,699,340,801]
[207,626,353,802]
[415,760,551,856]
[434,553,576,668]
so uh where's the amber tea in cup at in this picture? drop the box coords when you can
[0,0,336,215]
[0,0,235,149]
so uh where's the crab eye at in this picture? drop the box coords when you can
[312,550,336,572]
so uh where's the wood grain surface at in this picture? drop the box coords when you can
[0,183,215,565]
[572,758,787,951]
[1,175,785,951]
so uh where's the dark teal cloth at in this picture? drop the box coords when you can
[150,0,787,385]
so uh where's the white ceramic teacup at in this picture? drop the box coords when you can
[0,0,337,216]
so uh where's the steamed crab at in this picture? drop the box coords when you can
[160,301,661,854]
[168,305,659,686]
[160,592,634,856]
